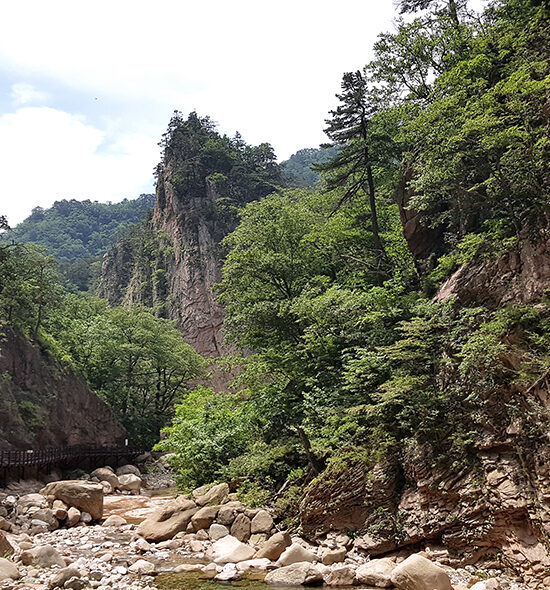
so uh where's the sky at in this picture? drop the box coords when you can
[0,1,485,226]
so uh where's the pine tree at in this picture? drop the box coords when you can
[399,0,462,27]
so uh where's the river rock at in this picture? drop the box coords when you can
[277,542,317,566]
[0,517,11,532]
[102,514,127,527]
[215,563,241,582]
[231,512,251,542]
[217,505,236,525]
[0,557,19,582]
[256,530,292,560]
[236,558,272,571]
[100,481,113,495]
[17,493,48,512]
[90,468,120,490]
[48,566,81,590]
[322,546,347,565]
[116,464,141,477]
[41,481,104,520]
[137,497,198,542]
[32,508,59,530]
[211,534,256,564]
[390,554,453,590]
[191,505,219,530]
[265,562,323,586]
[470,581,501,590]
[66,507,81,527]
[251,509,273,533]
[0,531,15,557]
[356,557,396,587]
[194,482,229,506]
[129,559,155,574]
[118,473,142,493]
[209,523,229,540]
[21,544,66,568]
[325,565,356,586]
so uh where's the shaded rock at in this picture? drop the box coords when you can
[277,543,317,566]
[231,513,251,542]
[116,464,141,477]
[0,517,11,532]
[209,523,229,540]
[265,562,323,586]
[80,511,92,523]
[64,578,86,590]
[100,481,112,495]
[32,509,59,531]
[324,565,356,586]
[251,509,273,534]
[217,505,236,525]
[195,482,229,506]
[137,496,197,542]
[356,558,396,587]
[322,547,347,565]
[250,533,268,546]
[256,531,292,560]
[129,559,155,574]
[211,534,256,564]
[90,468,120,490]
[66,507,81,527]
[0,557,19,582]
[191,505,219,531]
[53,507,68,520]
[48,566,81,590]
[41,481,103,520]
[102,514,127,527]
[0,531,15,557]
[21,544,66,568]
[390,554,452,590]
[17,493,48,512]
[118,473,142,493]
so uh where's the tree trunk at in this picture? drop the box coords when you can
[296,426,324,475]
[366,160,387,269]
[449,0,460,28]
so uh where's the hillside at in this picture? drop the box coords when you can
[280,146,339,187]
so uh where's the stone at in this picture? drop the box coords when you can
[80,511,92,523]
[32,508,59,530]
[129,559,155,574]
[174,563,204,573]
[41,481,104,520]
[191,505,219,531]
[100,481,112,495]
[137,497,198,542]
[0,531,15,557]
[196,529,209,540]
[66,507,81,527]
[325,565,356,586]
[48,566,81,590]
[250,533,268,546]
[215,564,241,582]
[202,562,219,578]
[256,531,292,560]
[390,554,453,590]
[195,482,229,506]
[356,557,396,587]
[322,546,347,565]
[0,517,11,532]
[0,557,19,582]
[102,514,127,527]
[277,543,317,566]
[134,537,152,552]
[265,562,323,586]
[64,578,87,590]
[251,509,274,534]
[53,507,68,520]
[211,534,256,564]
[236,558,272,571]
[231,513,251,542]
[116,464,141,477]
[470,581,501,590]
[118,473,142,493]
[21,544,66,568]
[17,493,48,512]
[90,468,120,490]
[217,505,236,525]
[209,523,229,540]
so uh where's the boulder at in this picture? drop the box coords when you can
[21,544,66,568]
[215,564,241,582]
[231,513,251,542]
[129,559,155,574]
[250,533,268,546]
[191,505,219,531]
[17,493,48,512]
[356,557,396,587]
[322,547,347,565]
[209,523,229,540]
[0,531,15,557]
[211,534,256,564]
[66,507,81,527]
[53,507,68,520]
[390,554,453,590]
[100,481,113,495]
[137,497,198,542]
[256,530,292,560]
[32,509,59,531]
[102,514,127,527]
[118,473,142,493]
[116,464,141,477]
[90,468,120,490]
[195,482,229,506]
[0,557,19,582]
[251,509,273,534]
[265,562,323,586]
[218,505,236,525]
[41,481,104,520]
[236,558,272,571]
[277,543,317,566]
[0,517,11,532]
[324,565,356,586]
[48,567,81,590]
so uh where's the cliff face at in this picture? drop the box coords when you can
[0,329,127,450]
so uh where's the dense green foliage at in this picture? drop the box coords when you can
[160,0,550,505]
[280,147,339,187]
[2,195,155,290]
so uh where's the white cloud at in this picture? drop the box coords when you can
[10,82,50,106]
[0,107,157,226]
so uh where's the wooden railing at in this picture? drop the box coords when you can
[0,446,142,468]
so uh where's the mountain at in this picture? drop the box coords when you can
[281,146,339,187]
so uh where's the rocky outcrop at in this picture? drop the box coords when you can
[0,329,126,450]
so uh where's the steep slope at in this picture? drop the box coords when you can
[0,329,127,450]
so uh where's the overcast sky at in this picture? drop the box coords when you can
[0,1,484,226]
